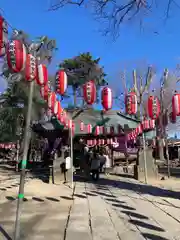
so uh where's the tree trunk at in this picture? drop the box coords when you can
[73,87,77,107]
[156,120,165,162]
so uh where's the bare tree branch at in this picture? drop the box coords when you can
[48,0,180,38]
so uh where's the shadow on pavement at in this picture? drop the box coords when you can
[121,210,149,220]
[112,203,136,211]
[0,225,12,240]
[31,169,50,183]
[129,219,165,232]
[110,173,134,179]
[105,198,125,204]
[32,197,44,202]
[74,175,168,239]
[74,194,87,199]
[6,196,16,201]
[60,196,73,200]
[84,192,97,196]
[75,176,180,200]
[46,197,60,202]
[91,190,113,198]
[142,233,169,240]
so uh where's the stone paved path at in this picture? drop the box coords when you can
[0,174,180,239]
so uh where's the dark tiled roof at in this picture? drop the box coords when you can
[32,109,140,135]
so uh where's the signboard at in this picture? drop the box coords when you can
[65,157,71,170]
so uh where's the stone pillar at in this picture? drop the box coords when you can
[135,147,158,182]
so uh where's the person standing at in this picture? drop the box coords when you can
[90,152,100,181]
[60,146,69,183]
[99,148,106,173]
[103,149,111,176]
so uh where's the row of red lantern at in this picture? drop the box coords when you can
[125,93,161,120]
[80,121,123,135]
[86,138,115,146]
[127,119,155,141]
[0,143,16,149]
[6,40,68,98]
[6,39,48,84]
[1,16,72,131]
[45,91,75,130]
[4,29,110,112]
[83,81,113,111]
[0,16,67,96]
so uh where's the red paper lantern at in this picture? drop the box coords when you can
[125,92,137,115]
[87,140,93,146]
[142,120,149,130]
[95,126,100,135]
[40,85,49,100]
[57,105,63,121]
[107,138,113,144]
[172,94,180,116]
[0,16,8,56]
[135,127,139,135]
[99,126,104,135]
[55,70,67,95]
[131,131,136,139]
[6,40,26,72]
[135,124,142,135]
[52,100,60,115]
[48,92,56,109]
[36,64,48,86]
[80,121,84,131]
[68,119,73,129]
[25,54,37,81]
[101,87,112,111]
[149,119,155,129]
[87,124,92,133]
[147,96,161,120]
[103,126,106,135]
[83,80,96,105]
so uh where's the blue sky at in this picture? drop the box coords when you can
[1,0,180,76]
[1,0,180,136]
